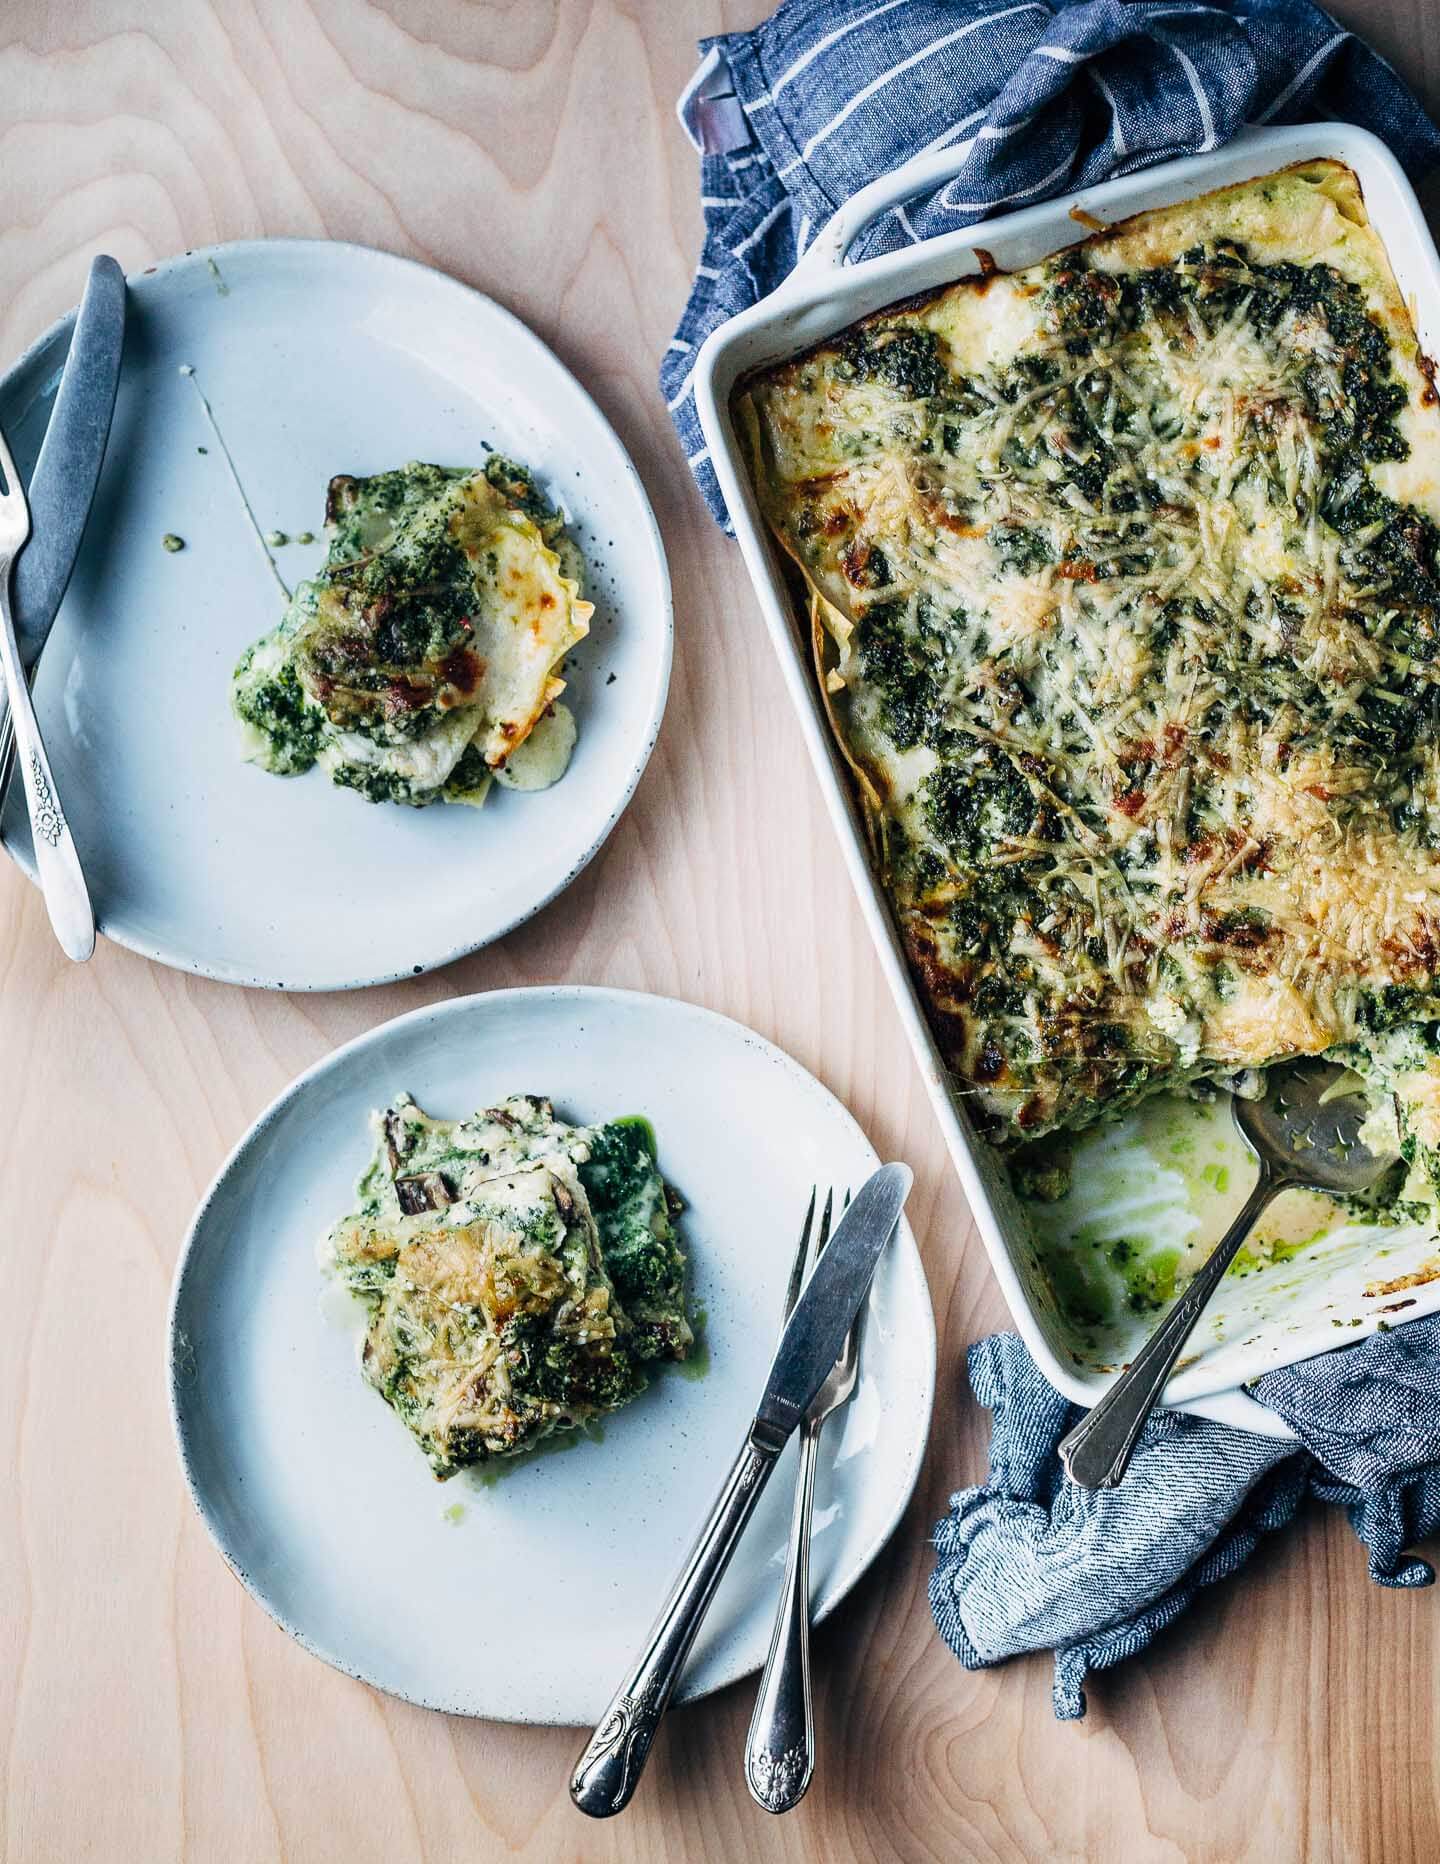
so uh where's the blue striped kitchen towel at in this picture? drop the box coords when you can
[664,0,1440,526]
[930,1324,1440,1719]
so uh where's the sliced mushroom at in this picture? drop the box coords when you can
[383,1108,410,1177]
[396,1171,456,1216]
[325,474,362,525]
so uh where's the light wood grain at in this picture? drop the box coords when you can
[0,3,1437,1859]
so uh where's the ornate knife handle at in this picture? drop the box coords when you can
[571,1436,779,1818]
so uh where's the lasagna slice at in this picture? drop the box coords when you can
[327,1094,691,1476]
[232,458,589,809]
[737,161,1440,1145]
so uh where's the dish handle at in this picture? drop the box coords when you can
[782,121,1298,291]
[787,143,984,287]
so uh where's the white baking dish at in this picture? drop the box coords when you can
[695,123,1440,1436]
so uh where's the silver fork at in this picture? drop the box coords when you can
[745,1188,859,1813]
[0,423,94,960]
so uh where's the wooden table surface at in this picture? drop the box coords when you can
[2,3,1438,1859]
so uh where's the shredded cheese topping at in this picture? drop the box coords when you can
[740,162,1440,1140]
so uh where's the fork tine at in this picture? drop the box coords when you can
[0,419,20,504]
[0,419,30,549]
[809,1186,846,1267]
[815,1186,835,1258]
[779,1187,816,1333]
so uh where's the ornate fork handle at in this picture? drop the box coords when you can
[0,700,14,798]
[745,1412,821,1811]
[571,1435,779,1818]
[0,571,93,960]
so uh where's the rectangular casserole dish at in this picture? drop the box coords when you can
[695,123,1440,1435]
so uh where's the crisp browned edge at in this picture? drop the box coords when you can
[731,157,1372,406]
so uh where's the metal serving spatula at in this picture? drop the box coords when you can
[1059,1058,1402,1490]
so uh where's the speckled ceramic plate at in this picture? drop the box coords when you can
[0,242,670,987]
[167,987,936,1724]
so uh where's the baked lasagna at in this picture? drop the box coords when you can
[326,1094,692,1477]
[737,161,1440,1153]
[232,457,588,809]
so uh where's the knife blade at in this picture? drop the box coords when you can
[11,254,126,665]
[750,1160,911,1452]
[570,1160,911,1819]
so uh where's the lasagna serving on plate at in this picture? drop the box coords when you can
[232,457,588,810]
[326,1094,692,1476]
[737,161,1440,1178]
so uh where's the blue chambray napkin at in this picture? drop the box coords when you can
[930,1324,1440,1718]
[664,0,1440,527]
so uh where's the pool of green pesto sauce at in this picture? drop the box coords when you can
[462,1416,612,1491]
[456,1338,712,1495]
[1019,1092,1403,1361]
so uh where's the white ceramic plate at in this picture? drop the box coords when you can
[0,242,671,988]
[168,987,936,1724]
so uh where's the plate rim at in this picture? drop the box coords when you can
[0,237,674,990]
[166,983,937,1723]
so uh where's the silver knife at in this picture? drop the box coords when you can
[0,255,126,788]
[13,256,126,660]
[569,1161,912,1820]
